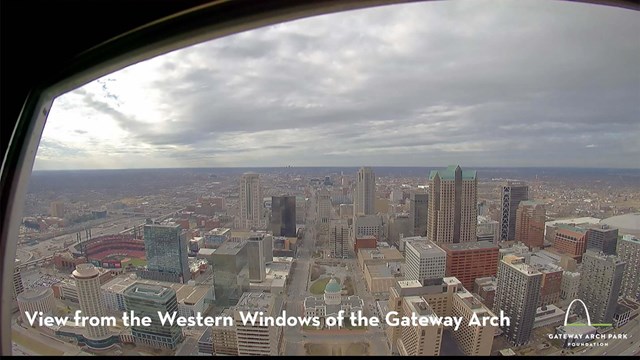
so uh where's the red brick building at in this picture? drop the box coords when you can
[552,224,587,262]
[438,241,499,290]
[354,235,377,253]
[515,201,546,250]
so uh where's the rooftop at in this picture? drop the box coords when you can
[502,255,542,276]
[235,291,276,312]
[406,239,446,257]
[428,165,477,181]
[214,239,247,255]
[439,240,498,251]
[103,275,209,305]
[17,287,53,302]
[554,223,588,234]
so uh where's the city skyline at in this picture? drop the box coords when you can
[33,0,639,170]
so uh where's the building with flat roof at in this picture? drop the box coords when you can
[500,181,529,242]
[143,223,190,283]
[270,195,297,237]
[329,218,350,258]
[239,173,265,230]
[533,305,565,329]
[203,228,231,248]
[212,239,248,306]
[387,277,494,356]
[357,247,404,270]
[17,287,55,326]
[560,271,581,301]
[477,216,500,244]
[102,275,211,318]
[586,224,618,255]
[354,167,375,216]
[233,292,284,355]
[438,241,499,290]
[515,201,546,250]
[617,235,640,301]
[409,192,428,238]
[404,239,446,281]
[397,297,443,356]
[211,308,238,355]
[577,250,625,324]
[364,262,403,294]
[552,224,587,262]
[493,255,542,346]
[427,165,477,243]
[123,283,184,350]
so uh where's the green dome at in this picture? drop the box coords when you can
[325,278,341,293]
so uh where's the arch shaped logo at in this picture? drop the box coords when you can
[564,299,612,328]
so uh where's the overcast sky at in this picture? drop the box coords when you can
[34,0,640,170]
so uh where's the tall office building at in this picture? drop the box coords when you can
[476,216,500,243]
[270,195,296,237]
[316,188,331,244]
[438,241,499,290]
[387,278,495,356]
[143,223,189,283]
[617,235,640,301]
[73,264,110,342]
[212,239,248,306]
[577,250,625,324]
[50,200,65,218]
[247,236,266,282]
[240,173,264,230]
[354,167,375,215]
[499,181,529,241]
[515,201,546,249]
[123,283,184,350]
[397,297,443,356]
[329,219,350,258]
[409,192,428,237]
[493,255,542,346]
[404,239,446,281]
[427,165,477,243]
[586,224,618,256]
[233,292,284,356]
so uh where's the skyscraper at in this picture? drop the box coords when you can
[409,192,428,237]
[240,172,264,230]
[354,167,375,215]
[500,181,529,241]
[493,255,542,346]
[73,264,110,342]
[270,195,296,237]
[233,292,284,356]
[617,235,640,301]
[586,224,618,256]
[247,236,266,282]
[515,201,546,249]
[123,283,184,350]
[316,188,331,244]
[577,250,625,324]
[329,219,350,258]
[143,223,189,283]
[427,165,477,243]
[404,239,446,281]
[397,297,443,356]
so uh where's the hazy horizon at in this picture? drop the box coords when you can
[34,0,640,171]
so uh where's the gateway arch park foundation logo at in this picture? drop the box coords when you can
[548,299,628,349]
[563,299,612,328]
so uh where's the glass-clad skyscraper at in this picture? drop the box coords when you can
[144,224,189,283]
[123,283,184,350]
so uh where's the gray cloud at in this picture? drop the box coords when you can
[35,0,640,170]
